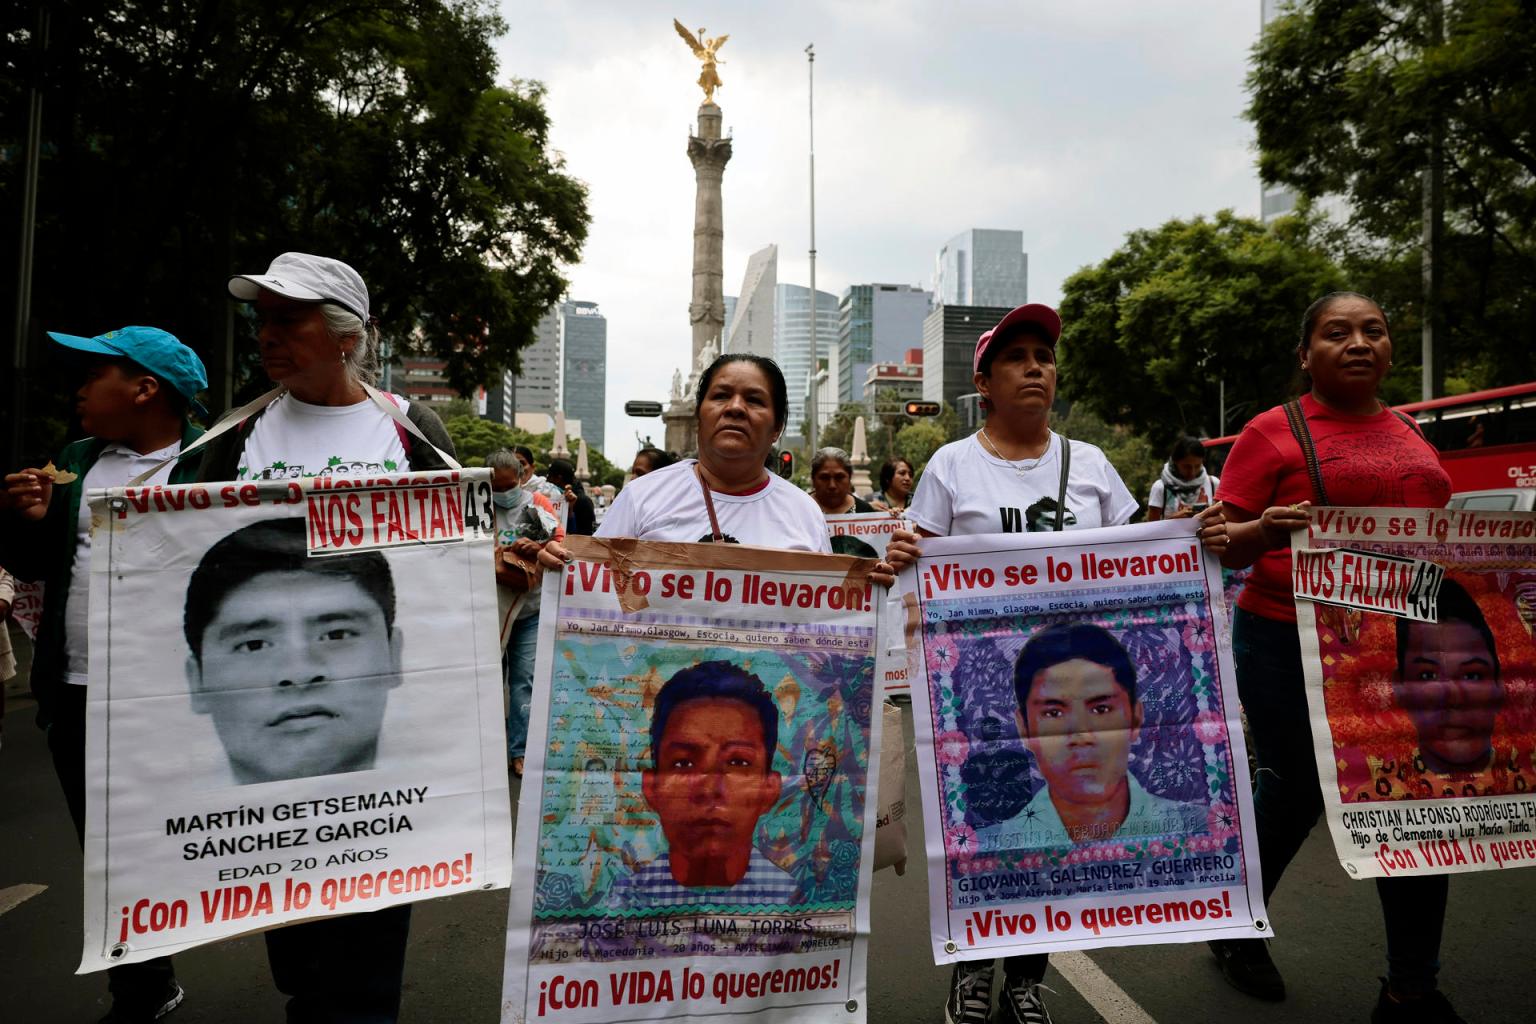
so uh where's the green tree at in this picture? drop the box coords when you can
[443,415,624,488]
[2,0,588,461]
[1247,0,1536,389]
[1057,210,1345,442]
[1054,404,1161,520]
[894,421,947,476]
[443,416,518,465]
[816,403,868,454]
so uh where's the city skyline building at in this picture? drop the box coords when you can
[514,306,563,417]
[484,369,515,426]
[836,283,931,405]
[922,303,1016,410]
[934,229,1028,308]
[725,244,777,358]
[862,348,924,407]
[561,300,607,449]
[774,281,839,442]
[394,357,457,407]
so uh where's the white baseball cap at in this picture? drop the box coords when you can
[228,252,370,321]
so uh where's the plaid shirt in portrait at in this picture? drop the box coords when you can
[609,849,799,909]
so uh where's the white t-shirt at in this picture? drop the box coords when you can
[237,393,409,481]
[597,459,831,552]
[1147,475,1219,516]
[908,432,1137,538]
[64,440,184,684]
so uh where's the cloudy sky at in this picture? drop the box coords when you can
[496,1,1268,462]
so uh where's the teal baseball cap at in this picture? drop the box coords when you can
[47,326,210,417]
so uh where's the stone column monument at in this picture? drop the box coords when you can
[687,101,732,367]
[667,20,734,454]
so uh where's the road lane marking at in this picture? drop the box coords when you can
[1053,950,1159,1024]
[0,883,48,918]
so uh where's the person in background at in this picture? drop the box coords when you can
[546,458,595,536]
[1213,291,1460,1023]
[809,447,874,516]
[540,355,840,554]
[630,446,676,478]
[2,325,206,1023]
[515,444,563,504]
[1146,436,1219,521]
[868,457,914,513]
[206,251,455,1024]
[488,448,562,777]
[886,303,1228,1024]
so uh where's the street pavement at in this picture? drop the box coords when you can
[2,636,1532,1023]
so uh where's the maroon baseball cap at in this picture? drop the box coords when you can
[972,303,1063,374]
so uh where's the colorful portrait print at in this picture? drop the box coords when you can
[629,661,791,895]
[1319,571,1536,802]
[925,590,1239,902]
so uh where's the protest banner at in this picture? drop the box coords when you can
[501,537,885,1024]
[1292,506,1536,879]
[79,470,513,970]
[824,512,905,561]
[826,512,910,695]
[9,578,43,641]
[902,519,1266,961]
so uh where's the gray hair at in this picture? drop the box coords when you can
[487,448,522,472]
[321,302,382,387]
[811,447,852,475]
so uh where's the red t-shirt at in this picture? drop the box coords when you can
[1216,394,1451,622]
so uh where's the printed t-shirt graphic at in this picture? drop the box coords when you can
[908,432,1137,538]
[237,393,408,480]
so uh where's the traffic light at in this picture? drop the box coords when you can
[777,450,795,478]
[904,400,941,417]
[624,400,664,417]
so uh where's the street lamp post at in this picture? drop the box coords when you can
[805,43,818,455]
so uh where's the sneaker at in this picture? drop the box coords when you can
[1000,975,1054,1024]
[944,960,993,1024]
[1371,978,1467,1024]
[1209,938,1285,1001]
[98,980,184,1023]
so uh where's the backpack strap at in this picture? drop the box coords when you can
[1391,408,1428,440]
[1053,431,1071,532]
[1282,398,1329,506]
[378,391,413,457]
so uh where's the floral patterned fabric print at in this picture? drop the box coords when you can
[926,590,1242,902]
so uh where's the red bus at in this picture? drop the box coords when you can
[1203,381,1536,497]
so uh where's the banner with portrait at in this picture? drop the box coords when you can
[501,537,885,1024]
[1293,506,1536,879]
[901,519,1266,961]
[80,470,513,970]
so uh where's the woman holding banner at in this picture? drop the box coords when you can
[547,354,855,557]
[190,253,456,1024]
[1214,292,1459,1023]
[886,303,1228,1024]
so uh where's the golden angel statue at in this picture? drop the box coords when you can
[674,19,728,103]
